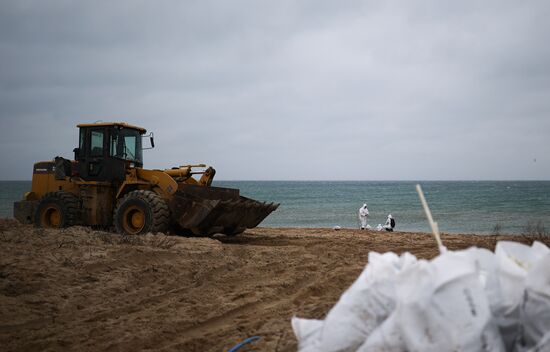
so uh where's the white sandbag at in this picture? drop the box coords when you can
[291,240,550,352]
[292,317,323,352]
[492,241,548,308]
[317,252,417,352]
[357,312,406,352]
[461,247,497,289]
[487,241,550,349]
[357,257,430,352]
[516,251,550,352]
[397,250,504,352]
[526,331,550,352]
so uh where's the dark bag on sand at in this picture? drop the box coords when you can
[390,218,395,228]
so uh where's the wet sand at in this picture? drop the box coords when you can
[0,219,534,351]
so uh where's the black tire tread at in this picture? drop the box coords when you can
[114,190,170,234]
[35,191,80,227]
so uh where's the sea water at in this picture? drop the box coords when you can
[2,180,549,235]
[216,181,550,235]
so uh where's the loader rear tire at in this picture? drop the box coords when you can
[114,190,169,235]
[35,191,79,228]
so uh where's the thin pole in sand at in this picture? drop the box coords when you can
[416,184,446,253]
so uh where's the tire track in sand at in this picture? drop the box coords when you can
[156,269,319,350]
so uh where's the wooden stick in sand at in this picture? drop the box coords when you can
[416,184,447,253]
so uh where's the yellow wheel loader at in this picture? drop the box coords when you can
[13,122,278,236]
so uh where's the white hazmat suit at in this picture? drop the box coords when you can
[383,214,394,232]
[358,204,369,230]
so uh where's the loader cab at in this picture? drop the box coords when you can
[74,122,146,182]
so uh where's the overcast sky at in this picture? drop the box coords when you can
[1,0,549,180]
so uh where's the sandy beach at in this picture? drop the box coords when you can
[0,219,538,352]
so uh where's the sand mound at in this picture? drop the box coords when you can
[0,220,531,351]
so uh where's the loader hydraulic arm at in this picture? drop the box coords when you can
[163,165,216,186]
[197,166,215,186]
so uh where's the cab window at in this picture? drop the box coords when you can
[79,129,85,150]
[110,128,143,164]
[90,130,104,157]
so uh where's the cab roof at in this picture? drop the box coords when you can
[77,122,147,133]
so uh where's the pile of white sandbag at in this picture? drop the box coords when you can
[292,241,550,352]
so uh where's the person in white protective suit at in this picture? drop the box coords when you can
[383,214,395,232]
[358,204,369,230]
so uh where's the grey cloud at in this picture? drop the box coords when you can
[1,0,549,180]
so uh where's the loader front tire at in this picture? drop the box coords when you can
[35,191,79,228]
[114,190,169,235]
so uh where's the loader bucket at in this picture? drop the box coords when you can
[169,184,279,236]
